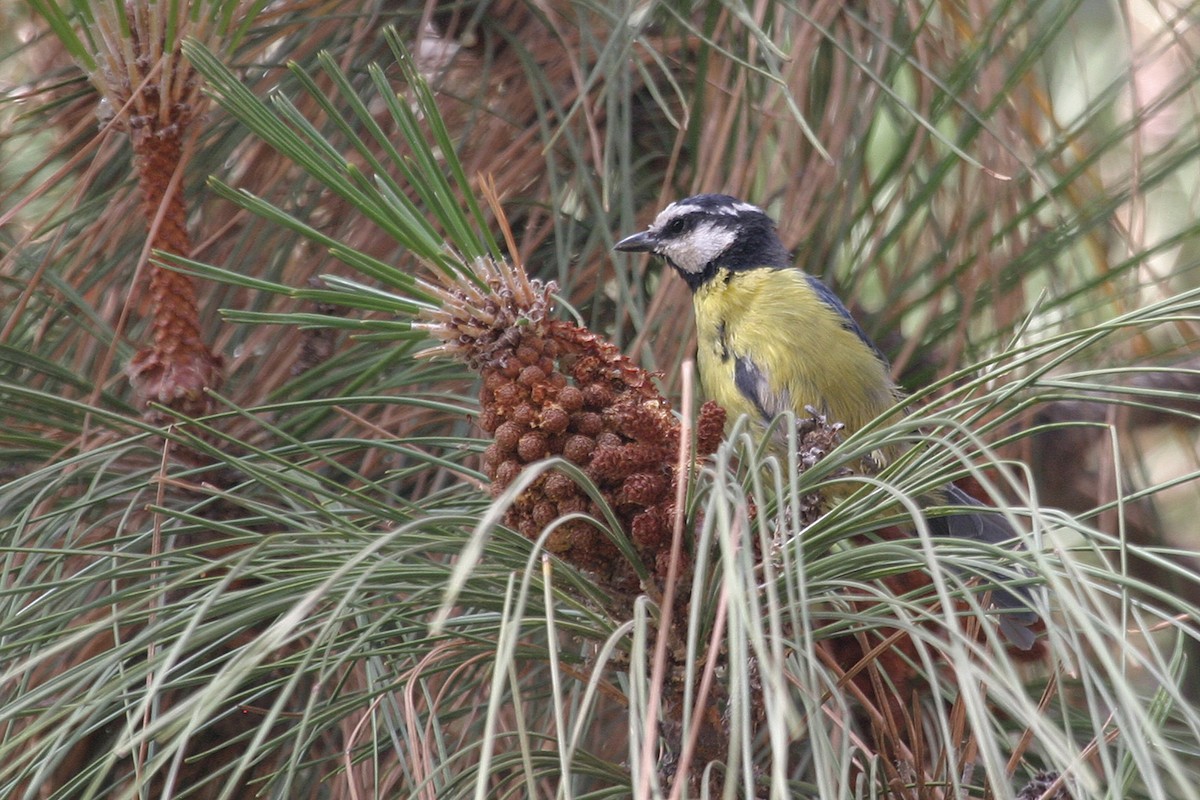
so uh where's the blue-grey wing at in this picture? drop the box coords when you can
[931,483,1040,650]
[804,274,890,367]
[734,354,791,425]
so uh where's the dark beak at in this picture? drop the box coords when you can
[613,230,657,253]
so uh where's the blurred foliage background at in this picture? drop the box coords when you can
[2,0,1200,798]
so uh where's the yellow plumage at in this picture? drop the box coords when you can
[692,267,899,438]
[614,192,1040,648]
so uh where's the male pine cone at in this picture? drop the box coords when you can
[417,257,725,591]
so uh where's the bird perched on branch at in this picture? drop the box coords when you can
[615,193,1039,649]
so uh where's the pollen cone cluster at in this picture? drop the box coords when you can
[418,258,725,590]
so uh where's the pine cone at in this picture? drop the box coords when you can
[417,258,724,591]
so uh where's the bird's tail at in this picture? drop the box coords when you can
[927,483,1041,650]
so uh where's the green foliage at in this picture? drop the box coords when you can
[3,1,1200,799]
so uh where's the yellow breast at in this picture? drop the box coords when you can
[692,268,899,437]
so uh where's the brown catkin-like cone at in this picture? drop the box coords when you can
[125,121,224,419]
[418,258,725,592]
[91,23,225,421]
[420,256,735,789]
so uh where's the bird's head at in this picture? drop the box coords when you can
[614,193,791,288]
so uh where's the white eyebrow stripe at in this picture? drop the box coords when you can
[653,199,764,228]
[655,203,703,223]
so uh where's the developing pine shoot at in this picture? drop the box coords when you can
[84,2,226,418]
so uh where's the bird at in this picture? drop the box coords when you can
[614,193,1039,649]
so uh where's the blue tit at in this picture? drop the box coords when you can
[615,193,1038,649]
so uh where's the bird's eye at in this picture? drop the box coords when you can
[663,217,688,236]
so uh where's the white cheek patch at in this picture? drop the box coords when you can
[662,221,736,274]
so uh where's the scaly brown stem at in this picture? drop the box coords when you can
[125,121,223,419]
